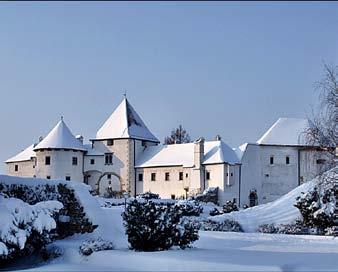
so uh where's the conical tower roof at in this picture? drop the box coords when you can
[34,118,85,151]
[96,98,159,143]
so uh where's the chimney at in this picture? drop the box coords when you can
[215,135,222,141]
[76,135,84,144]
[194,137,205,169]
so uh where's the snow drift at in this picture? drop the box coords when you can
[211,177,319,232]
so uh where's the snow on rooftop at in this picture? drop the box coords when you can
[33,119,86,151]
[96,98,159,143]
[84,144,104,156]
[135,140,240,168]
[256,118,310,146]
[232,143,249,161]
[5,144,36,163]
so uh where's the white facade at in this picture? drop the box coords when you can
[5,100,327,206]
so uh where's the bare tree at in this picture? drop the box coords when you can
[304,63,337,164]
[164,125,191,145]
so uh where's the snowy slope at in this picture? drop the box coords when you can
[211,178,317,232]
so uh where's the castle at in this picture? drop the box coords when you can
[4,98,328,207]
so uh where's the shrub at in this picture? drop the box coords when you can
[258,221,311,235]
[79,237,114,256]
[201,219,243,232]
[122,199,199,251]
[294,171,336,232]
[136,192,160,200]
[222,200,238,214]
[209,208,222,216]
[175,200,203,216]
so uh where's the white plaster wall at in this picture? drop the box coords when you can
[136,166,189,199]
[259,146,299,204]
[6,160,36,178]
[239,144,262,207]
[35,150,84,182]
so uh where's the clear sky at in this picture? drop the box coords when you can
[0,2,337,173]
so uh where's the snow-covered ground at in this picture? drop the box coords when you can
[15,206,338,272]
[211,177,317,232]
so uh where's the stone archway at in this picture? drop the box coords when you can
[96,172,123,196]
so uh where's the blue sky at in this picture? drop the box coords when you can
[0,2,337,172]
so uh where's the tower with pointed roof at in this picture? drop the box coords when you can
[33,118,86,182]
[86,97,160,196]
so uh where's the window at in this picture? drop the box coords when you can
[90,159,95,165]
[165,172,170,181]
[286,156,290,164]
[107,174,111,179]
[138,173,143,181]
[107,139,114,146]
[230,173,233,177]
[226,173,229,177]
[65,176,71,181]
[269,156,274,165]
[151,173,156,181]
[72,157,78,165]
[179,172,183,181]
[185,173,188,178]
[46,176,51,179]
[45,156,51,165]
[14,165,18,172]
[316,159,326,164]
[206,171,210,180]
[171,194,176,200]
[105,153,113,165]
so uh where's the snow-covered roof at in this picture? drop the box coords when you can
[232,143,249,160]
[34,119,86,151]
[96,98,159,143]
[5,144,36,163]
[135,140,240,168]
[84,144,104,156]
[256,118,310,146]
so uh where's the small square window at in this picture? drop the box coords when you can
[107,139,114,146]
[107,174,111,179]
[65,176,71,181]
[270,156,274,165]
[165,172,170,181]
[45,156,51,165]
[206,171,210,180]
[151,173,156,181]
[138,173,143,181]
[46,176,51,179]
[72,157,78,165]
[179,172,183,181]
[171,194,176,200]
[90,159,95,165]
[286,156,290,164]
[14,165,18,172]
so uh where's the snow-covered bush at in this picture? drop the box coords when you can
[0,195,63,262]
[257,221,307,235]
[222,200,238,214]
[122,199,199,251]
[209,208,223,216]
[175,200,203,216]
[294,170,336,233]
[79,237,114,256]
[136,192,160,200]
[193,187,218,204]
[201,219,243,232]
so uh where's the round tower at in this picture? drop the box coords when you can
[33,118,86,182]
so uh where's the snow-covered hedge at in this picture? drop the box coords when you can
[175,200,203,216]
[122,199,199,251]
[79,237,114,256]
[200,219,243,232]
[0,195,62,261]
[0,175,104,238]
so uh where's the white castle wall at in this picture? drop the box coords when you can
[6,160,35,178]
